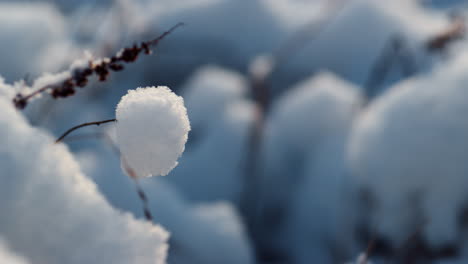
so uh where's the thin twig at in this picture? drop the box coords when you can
[101,133,154,222]
[271,0,348,71]
[59,132,106,143]
[13,23,184,109]
[134,179,154,221]
[426,15,465,52]
[363,16,465,104]
[147,22,185,46]
[363,35,417,102]
[55,118,116,143]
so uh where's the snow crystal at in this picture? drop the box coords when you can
[115,86,190,177]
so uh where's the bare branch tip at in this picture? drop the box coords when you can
[55,118,116,144]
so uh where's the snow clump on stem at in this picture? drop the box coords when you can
[116,86,190,178]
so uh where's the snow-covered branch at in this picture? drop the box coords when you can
[13,22,184,109]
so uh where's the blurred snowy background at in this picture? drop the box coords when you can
[1,0,468,263]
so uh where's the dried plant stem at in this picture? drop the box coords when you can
[55,118,116,143]
[271,0,347,71]
[147,22,185,46]
[363,35,416,102]
[59,132,106,143]
[364,16,465,104]
[361,237,376,264]
[133,179,154,221]
[14,22,184,109]
[54,125,154,221]
[101,133,154,222]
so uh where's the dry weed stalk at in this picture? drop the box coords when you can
[13,23,184,109]
[55,119,116,143]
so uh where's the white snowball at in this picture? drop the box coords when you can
[116,86,190,177]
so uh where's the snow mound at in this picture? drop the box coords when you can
[0,93,168,264]
[258,72,362,257]
[286,0,448,86]
[348,50,468,248]
[116,86,190,177]
[181,65,248,131]
[261,71,362,213]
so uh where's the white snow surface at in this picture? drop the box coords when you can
[76,132,255,264]
[115,86,190,177]
[0,92,169,264]
[0,1,466,263]
[0,238,30,264]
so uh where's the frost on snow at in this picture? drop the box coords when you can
[0,93,168,264]
[115,86,190,177]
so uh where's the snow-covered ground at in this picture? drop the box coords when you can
[1,0,468,263]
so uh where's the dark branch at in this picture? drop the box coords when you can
[426,16,465,52]
[59,132,106,143]
[146,22,185,47]
[55,119,116,143]
[363,35,417,102]
[14,23,185,109]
